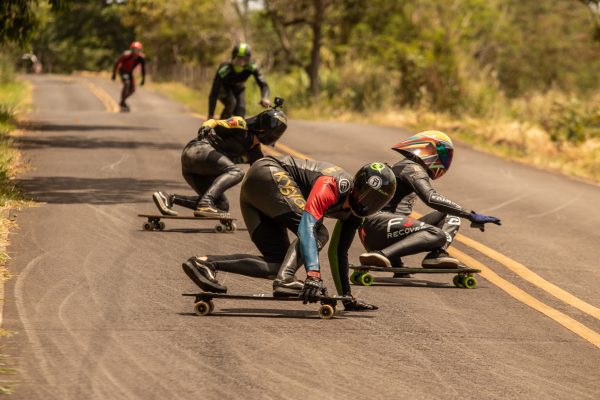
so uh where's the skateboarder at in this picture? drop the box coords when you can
[181,156,396,311]
[112,41,146,111]
[358,131,501,275]
[208,42,270,119]
[152,107,288,218]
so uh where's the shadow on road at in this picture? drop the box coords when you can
[368,277,458,289]
[15,135,182,151]
[179,309,375,319]
[17,176,188,204]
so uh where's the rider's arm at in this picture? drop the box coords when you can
[405,163,471,218]
[139,56,146,82]
[208,72,223,118]
[298,176,338,275]
[112,55,123,78]
[328,217,361,296]
[251,65,270,100]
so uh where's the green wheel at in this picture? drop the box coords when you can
[318,304,335,319]
[350,271,360,285]
[463,276,477,289]
[359,273,374,286]
[453,275,463,288]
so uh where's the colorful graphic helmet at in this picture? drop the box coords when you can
[349,162,396,217]
[391,131,454,180]
[246,108,288,145]
[130,41,143,51]
[231,42,252,59]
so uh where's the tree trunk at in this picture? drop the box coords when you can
[307,0,325,97]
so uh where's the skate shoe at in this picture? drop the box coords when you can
[193,201,230,219]
[152,191,178,216]
[343,298,379,311]
[359,251,392,269]
[273,278,304,297]
[182,256,227,293]
[421,249,460,269]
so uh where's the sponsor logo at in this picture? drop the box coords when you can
[445,232,453,243]
[321,166,342,175]
[370,162,385,171]
[338,178,351,193]
[367,176,382,190]
[386,217,427,238]
[447,216,461,226]
[273,171,306,210]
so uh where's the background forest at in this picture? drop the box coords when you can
[2,0,600,180]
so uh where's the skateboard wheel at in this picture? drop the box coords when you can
[224,224,234,233]
[143,222,152,231]
[214,224,224,233]
[463,276,477,289]
[350,271,360,285]
[158,221,166,230]
[359,273,374,286]
[453,275,463,288]
[194,300,212,316]
[318,304,335,320]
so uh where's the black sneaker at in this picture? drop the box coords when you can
[153,192,178,216]
[182,256,227,293]
[359,251,392,268]
[273,278,304,297]
[193,201,230,219]
[421,249,461,269]
[391,259,412,278]
[343,298,379,311]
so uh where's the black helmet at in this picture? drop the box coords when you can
[247,108,288,145]
[232,42,252,59]
[349,162,396,217]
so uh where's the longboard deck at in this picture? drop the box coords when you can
[182,292,351,302]
[138,214,236,221]
[138,214,237,232]
[350,265,481,274]
[183,292,353,319]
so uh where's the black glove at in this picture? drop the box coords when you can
[343,298,379,311]
[469,211,501,232]
[111,74,116,81]
[197,125,213,139]
[300,275,325,304]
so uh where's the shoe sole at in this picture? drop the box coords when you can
[273,287,302,298]
[182,262,227,293]
[152,193,178,216]
[359,254,391,268]
[193,210,231,219]
[421,260,462,269]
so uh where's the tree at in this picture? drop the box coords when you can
[0,0,63,45]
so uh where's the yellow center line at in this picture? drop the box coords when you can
[82,80,120,113]
[454,233,600,320]
[448,247,600,348]
[274,142,312,159]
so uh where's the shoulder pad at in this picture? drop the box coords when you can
[217,63,232,78]
[123,50,132,57]
[337,177,352,194]
[216,116,247,130]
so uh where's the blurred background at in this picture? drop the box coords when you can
[1,0,599,181]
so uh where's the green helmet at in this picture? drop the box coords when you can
[349,163,396,217]
[231,42,252,59]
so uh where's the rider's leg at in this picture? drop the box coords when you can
[233,89,246,118]
[418,211,461,267]
[219,90,236,119]
[359,213,446,268]
[195,164,244,217]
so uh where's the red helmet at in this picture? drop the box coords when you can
[130,41,143,51]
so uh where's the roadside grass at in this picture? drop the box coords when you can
[150,77,600,184]
[0,73,31,394]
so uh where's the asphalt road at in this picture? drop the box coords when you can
[1,74,599,399]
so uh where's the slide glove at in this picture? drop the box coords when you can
[300,275,324,304]
[197,125,213,140]
[343,298,379,311]
[469,211,501,232]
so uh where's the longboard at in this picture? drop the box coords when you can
[182,292,354,319]
[349,264,481,289]
[137,214,237,233]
